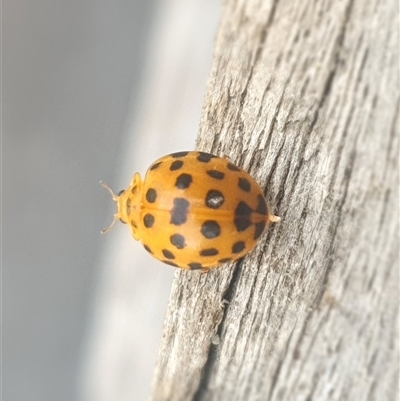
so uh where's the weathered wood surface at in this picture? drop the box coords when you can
[150,0,399,400]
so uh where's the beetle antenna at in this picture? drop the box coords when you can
[101,215,118,234]
[100,180,119,201]
[100,181,120,233]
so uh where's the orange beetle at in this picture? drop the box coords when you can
[102,151,280,271]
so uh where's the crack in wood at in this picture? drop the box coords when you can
[192,260,244,401]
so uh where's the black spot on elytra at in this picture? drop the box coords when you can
[254,221,266,240]
[170,151,189,158]
[206,170,225,180]
[232,241,246,254]
[143,214,155,228]
[175,174,193,189]
[197,152,217,163]
[238,177,251,192]
[170,160,184,171]
[170,234,186,249]
[143,244,153,254]
[163,260,178,267]
[256,194,268,215]
[146,188,157,203]
[126,198,132,209]
[201,220,221,239]
[227,163,240,171]
[150,161,162,170]
[131,186,137,195]
[235,201,253,216]
[234,201,253,232]
[200,248,219,256]
[188,262,204,270]
[170,198,190,225]
[206,190,225,209]
[218,258,232,263]
[162,249,175,259]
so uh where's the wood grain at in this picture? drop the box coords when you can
[150,0,399,400]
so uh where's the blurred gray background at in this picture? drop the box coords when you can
[3,1,219,400]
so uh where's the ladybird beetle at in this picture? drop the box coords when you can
[102,151,280,271]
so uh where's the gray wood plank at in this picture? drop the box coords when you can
[150,0,399,400]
